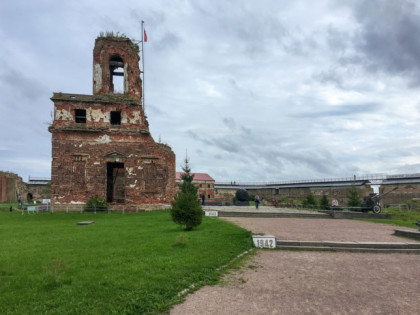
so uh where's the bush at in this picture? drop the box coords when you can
[235,189,249,202]
[84,197,108,212]
[170,157,202,231]
[320,195,329,210]
[360,196,374,212]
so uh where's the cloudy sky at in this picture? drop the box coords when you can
[1,0,420,183]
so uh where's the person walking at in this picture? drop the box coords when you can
[254,195,260,209]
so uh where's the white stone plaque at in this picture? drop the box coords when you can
[253,235,276,249]
[205,210,218,217]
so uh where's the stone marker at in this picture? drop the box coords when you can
[205,210,218,217]
[77,221,95,225]
[253,235,276,249]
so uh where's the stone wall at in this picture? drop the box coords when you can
[216,182,373,206]
[0,171,27,202]
[380,183,420,206]
[27,184,50,202]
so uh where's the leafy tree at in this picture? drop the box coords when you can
[320,195,329,210]
[347,184,361,207]
[171,157,202,231]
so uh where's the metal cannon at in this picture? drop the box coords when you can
[360,187,398,214]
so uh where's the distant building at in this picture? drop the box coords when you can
[176,172,215,202]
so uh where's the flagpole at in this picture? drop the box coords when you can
[141,20,145,112]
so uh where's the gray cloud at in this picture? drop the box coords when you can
[295,103,380,119]
[0,63,49,101]
[2,0,420,182]
[346,0,420,85]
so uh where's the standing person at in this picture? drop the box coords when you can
[201,194,205,206]
[254,195,260,209]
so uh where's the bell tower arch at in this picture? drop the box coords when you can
[92,34,142,101]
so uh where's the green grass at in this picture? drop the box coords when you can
[357,207,420,229]
[0,202,252,314]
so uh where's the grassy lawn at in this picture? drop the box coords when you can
[0,203,252,314]
[357,207,420,229]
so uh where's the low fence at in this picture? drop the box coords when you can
[18,203,170,214]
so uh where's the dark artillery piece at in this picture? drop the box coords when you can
[360,187,398,214]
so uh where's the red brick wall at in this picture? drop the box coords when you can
[49,35,175,209]
[0,173,6,202]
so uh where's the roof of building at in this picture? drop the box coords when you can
[176,172,214,181]
[28,177,51,185]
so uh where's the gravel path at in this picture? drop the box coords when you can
[171,216,420,314]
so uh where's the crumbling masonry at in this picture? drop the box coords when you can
[49,35,176,210]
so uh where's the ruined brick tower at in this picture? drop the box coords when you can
[49,34,176,210]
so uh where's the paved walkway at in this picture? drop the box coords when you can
[171,209,420,314]
[221,217,420,243]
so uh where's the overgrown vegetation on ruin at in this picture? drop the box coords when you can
[0,203,252,314]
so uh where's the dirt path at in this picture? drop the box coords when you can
[171,218,420,314]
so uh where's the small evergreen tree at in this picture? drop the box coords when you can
[347,184,361,207]
[171,157,202,231]
[303,192,317,208]
[320,195,329,210]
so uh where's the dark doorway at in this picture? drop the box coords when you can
[106,162,125,203]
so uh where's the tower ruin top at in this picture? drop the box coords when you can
[93,33,142,101]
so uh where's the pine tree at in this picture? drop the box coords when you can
[303,192,317,208]
[170,157,203,231]
[347,184,361,207]
[320,194,329,210]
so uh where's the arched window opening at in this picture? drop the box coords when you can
[109,55,124,93]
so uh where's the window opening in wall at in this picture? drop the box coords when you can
[110,111,121,125]
[75,109,86,123]
[109,55,124,93]
[207,194,210,199]
[107,162,125,203]
[199,184,202,188]
[208,184,210,188]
